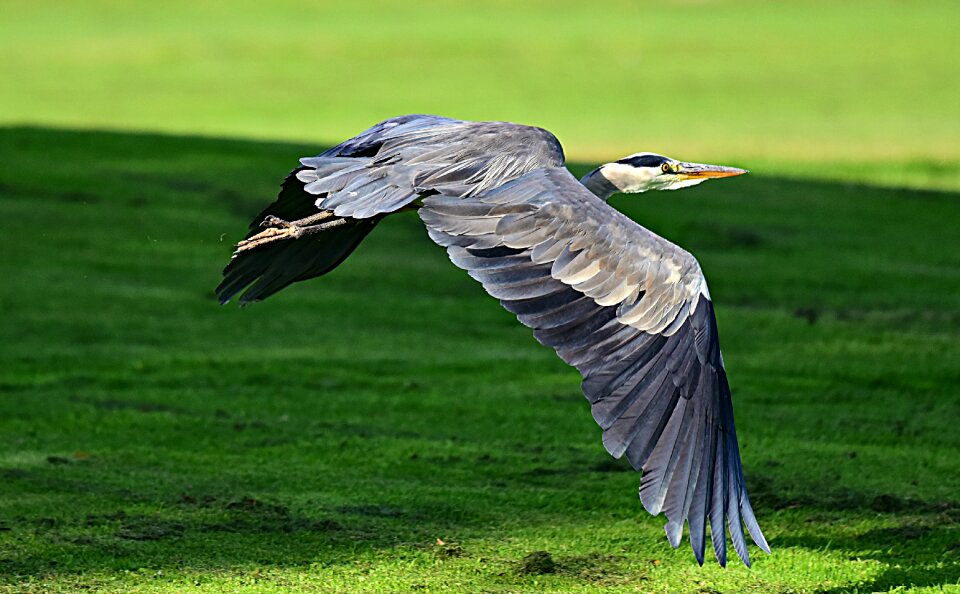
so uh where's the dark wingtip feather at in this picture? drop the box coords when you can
[693,540,705,566]
[215,256,256,305]
[740,492,771,554]
[215,282,231,305]
[712,528,728,568]
[757,533,772,555]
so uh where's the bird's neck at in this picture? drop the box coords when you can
[580,167,620,200]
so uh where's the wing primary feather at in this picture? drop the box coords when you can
[719,363,769,556]
[624,383,683,469]
[740,488,771,554]
[709,395,729,567]
[688,418,713,566]
[640,396,692,516]
[727,460,750,567]
[667,399,705,531]
[595,330,686,423]
[598,364,672,449]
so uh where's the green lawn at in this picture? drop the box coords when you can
[0,126,957,593]
[1,1,958,590]
[1,0,959,189]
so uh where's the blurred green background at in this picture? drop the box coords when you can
[2,0,959,187]
[1,1,958,593]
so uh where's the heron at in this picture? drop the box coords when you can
[216,114,770,567]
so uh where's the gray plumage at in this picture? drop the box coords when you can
[216,115,769,567]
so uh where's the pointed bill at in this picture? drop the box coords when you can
[676,163,748,180]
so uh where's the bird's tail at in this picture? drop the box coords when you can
[216,168,384,305]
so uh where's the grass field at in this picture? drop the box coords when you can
[0,127,957,592]
[1,1,959,592]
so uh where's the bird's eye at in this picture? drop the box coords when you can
[661,162,673,174]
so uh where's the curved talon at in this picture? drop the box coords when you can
[261,215,295,229]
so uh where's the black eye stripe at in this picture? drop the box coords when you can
[616,154,669,168]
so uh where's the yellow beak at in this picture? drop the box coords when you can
[676,162,749,180]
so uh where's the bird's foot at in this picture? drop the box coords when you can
[235,222,303,252]
[233,211,345,254]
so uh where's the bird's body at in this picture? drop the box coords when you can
[217,115,769,567]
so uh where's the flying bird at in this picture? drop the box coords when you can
[216,115,770,567]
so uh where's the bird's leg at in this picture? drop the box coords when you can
[234,211,345,253]
[261,211,334,229]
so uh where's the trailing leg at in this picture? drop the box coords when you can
[233,211,348,254]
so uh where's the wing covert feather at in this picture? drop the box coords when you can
[300,115,565,218]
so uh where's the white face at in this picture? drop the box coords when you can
[603,153,747,193]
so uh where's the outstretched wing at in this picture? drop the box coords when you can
[217,115,566,304]
[288,114,566,219]
[419,167,769,567]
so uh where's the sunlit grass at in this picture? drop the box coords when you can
[0,127,957,592]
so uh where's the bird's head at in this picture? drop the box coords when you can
[581,153,747,199]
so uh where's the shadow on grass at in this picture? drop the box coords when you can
[749,477,960,591]
[781,521,960,593]
[1,126,958,590]
[1,454,633,576]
